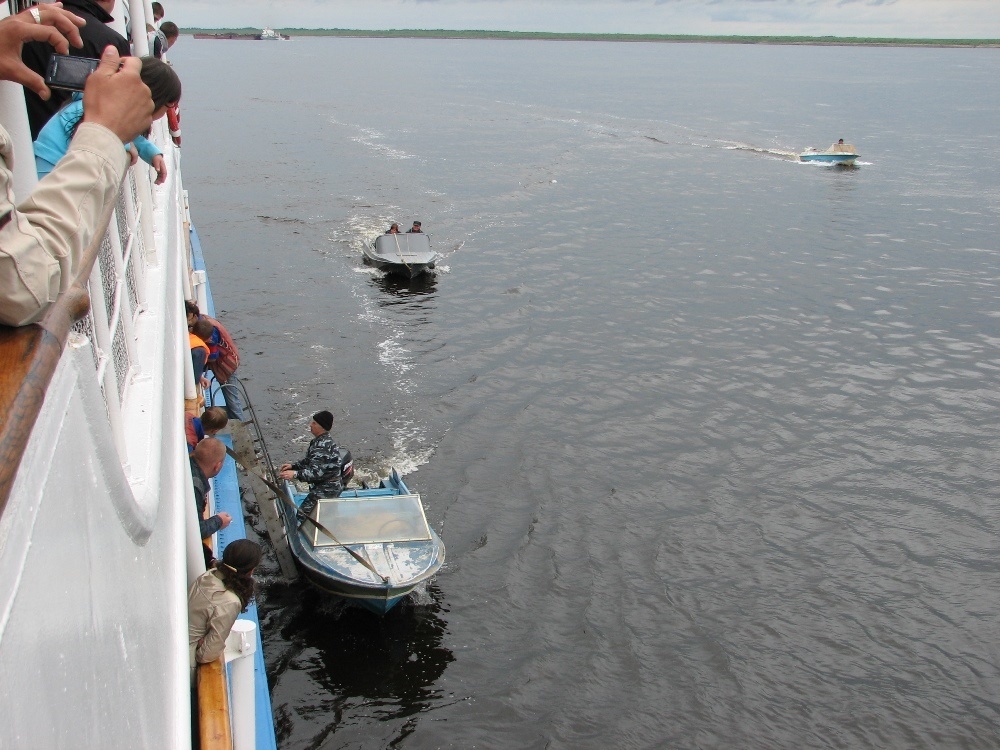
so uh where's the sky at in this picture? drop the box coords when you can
[166,0,1000,39]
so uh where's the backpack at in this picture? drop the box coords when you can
[202,315,240,383]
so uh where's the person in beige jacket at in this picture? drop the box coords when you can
[0,5,154,326]
[188,539,262,673]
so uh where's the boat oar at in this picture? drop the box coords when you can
[223,446,389,583]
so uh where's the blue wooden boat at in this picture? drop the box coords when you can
[282,469,445,614]
[799,142,859,165]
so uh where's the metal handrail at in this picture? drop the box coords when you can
[0,171,127,515]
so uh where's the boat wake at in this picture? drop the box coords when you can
[721,142,800,160]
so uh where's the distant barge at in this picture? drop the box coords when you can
[193,30,290,41]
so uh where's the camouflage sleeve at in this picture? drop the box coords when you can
[295,434,342,484]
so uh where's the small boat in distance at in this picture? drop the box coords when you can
[258,27,287,40]
[283,469,445,614]
[799,139,859,166]
[363,232,439,278]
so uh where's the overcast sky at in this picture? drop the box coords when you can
[166,0,1000,39]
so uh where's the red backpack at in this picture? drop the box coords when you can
[203,315,240,383]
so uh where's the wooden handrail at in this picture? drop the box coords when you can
[197,657,234,750]
[0,173,125,516]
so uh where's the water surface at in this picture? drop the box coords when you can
[177,37,1000,749]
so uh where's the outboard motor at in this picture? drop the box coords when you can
[340,449,354,486]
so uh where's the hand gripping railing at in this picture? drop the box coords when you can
[0,171,126,517]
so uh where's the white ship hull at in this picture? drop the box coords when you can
[0,4,254,745]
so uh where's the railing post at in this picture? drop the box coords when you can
[193,270,209,315]
[128,0,150,56]
[225,620,257,750]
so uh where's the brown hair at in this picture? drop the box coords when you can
[192,318,215,340]
[200,406,228,432]
[214,539,262,610]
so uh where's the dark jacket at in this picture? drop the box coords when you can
[291,432,344,499]
[22,0,131,139]
[191,457,223,538]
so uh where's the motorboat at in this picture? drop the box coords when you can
[282,469,445,614]
[799,141,859,165]
[258,27,286,40]
[363,232,439,278]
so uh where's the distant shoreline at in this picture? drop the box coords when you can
[182,28,1000,48]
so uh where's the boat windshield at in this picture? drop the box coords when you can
[313,494,433,546]
[374,233,431,255]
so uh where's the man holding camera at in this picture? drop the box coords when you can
[0,4,153,327]
[21,0,130,138]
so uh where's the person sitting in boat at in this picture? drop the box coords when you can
[407,221,423,233]
[33,56,181,187]
[278,410,345,519]
[387,222,401,234]
[188,538,262,677]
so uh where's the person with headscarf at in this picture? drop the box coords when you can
[188,539,263,674]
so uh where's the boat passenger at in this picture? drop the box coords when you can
[387,223,400,234]
[150,20,178,59]
[147,1,164,33]
[278,410,345,519]
[188,538,262,675]
[185,406,228,453]
[190,317,214,389]
[407,221,423,233]
[200,314,244,420]
[0,15,154,327]
[34,56,181,187]
[190,438,233,563]
[185,299,200,327]
[21,0,132,140]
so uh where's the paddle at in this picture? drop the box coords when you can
[223,446,389,583]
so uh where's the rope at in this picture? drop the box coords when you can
[392,232,412,273]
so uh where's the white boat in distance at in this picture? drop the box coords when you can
[363,232,439,278]
[799,140,859,165]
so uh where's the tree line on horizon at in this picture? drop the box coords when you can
[181,28,999,47]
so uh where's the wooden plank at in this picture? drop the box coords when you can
[197,658,232,750]
[230,421,299,579]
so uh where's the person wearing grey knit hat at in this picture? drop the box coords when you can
[279,409,344,518]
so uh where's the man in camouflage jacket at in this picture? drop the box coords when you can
[279,410,343,517]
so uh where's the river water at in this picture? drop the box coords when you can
[176,37,1000,749]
